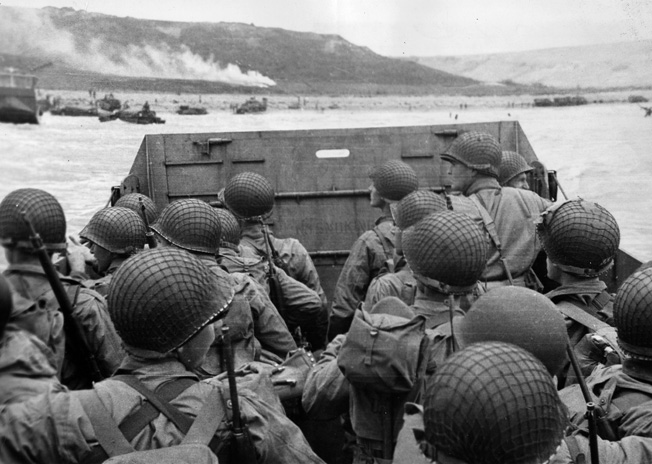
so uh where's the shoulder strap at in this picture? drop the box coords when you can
[557,301,611,332]
[119,377,196,442]
[468,195,502,249]
[182,386,229,446]
[372,225,394,262]
[112,375,193,434]
[79,389,135,457]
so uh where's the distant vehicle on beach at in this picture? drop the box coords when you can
[0,69,41,124]
[234,97,268,114]
[533,96,588,107]
[176,105,208,115]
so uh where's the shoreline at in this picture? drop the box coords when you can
[38,88,652,114]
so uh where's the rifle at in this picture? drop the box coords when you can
[566,343,614,464]
[21,212,104,382]
[139,196,157,248]
[221,326,257,463]
[260,221,286,318]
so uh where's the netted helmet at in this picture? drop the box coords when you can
[107,248,233,353]
[459,287,567,376]
[369,160,419,202]
[498,151,532,185]
[80,207,146,255]
[114,193,159,224]
[215,207,241,249]
[223,172,275,220]
[151,199,221,255]
[614,267,652,358]
[0,188,66,251]
[403,211,487,287]
[538,199,620,277]
[423,342,566,464]
[440,131,502,178]
[0,274,12,337]
[393,190,447,230]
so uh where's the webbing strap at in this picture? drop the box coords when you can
[372,225,394,263]
[182,386,228,445]
[78,389,134,457]
[557,301,611,333]
[112,375,193,435]
[592,290,612,311]
[119,377,196,441]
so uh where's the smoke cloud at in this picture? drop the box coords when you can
[0,7,276,87]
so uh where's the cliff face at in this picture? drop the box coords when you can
[1,5,478,94]
[411,41,652,89]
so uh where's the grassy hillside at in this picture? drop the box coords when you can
[1,5,485,95]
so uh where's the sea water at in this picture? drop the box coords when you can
[1,101,650,270]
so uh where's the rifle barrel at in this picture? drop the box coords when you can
[221,326,244,433]
[21,212,104,382]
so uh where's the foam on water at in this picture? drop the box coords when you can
[1,102,650,269]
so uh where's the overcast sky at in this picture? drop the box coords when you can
[2,0,652,56]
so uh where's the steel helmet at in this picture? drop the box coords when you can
[423,342,566,464]
[114,193,159,225]
[80,207,147,255]
[0,188,67,251]
[215,207,241,249]
[223,172,275,220]
[393,190,447,230]
[498,151,532,185]
[459,286,568,376]
[107,248,233,353]
[402,211,487,288]
[369,160,419,202]
[440,131,502,178]
[151,199,222,255]
[538,199,620,277]
[614,267,652,358]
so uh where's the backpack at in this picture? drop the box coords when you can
[337,306,427,394]
[79,375,255,464]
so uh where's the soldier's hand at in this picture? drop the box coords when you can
[67,236,95,272]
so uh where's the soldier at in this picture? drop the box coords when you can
[222,176,328,351]
[0,248,325,464]
[0,273,60,404]
[214,206,298,360]
[402,210,487,328]
[151,198,296,371]
[0,188,124,389]
[223,172,328,311]
[329,160,419,338]
[538,199,620,384]
[363,190,447,308]
[415,342,567,464]
[498,150,532,189]
[561,266,652,441]
[441,131,551,288]
[114,193,159,225]
[306,210,487,463]
[69,207,147,297]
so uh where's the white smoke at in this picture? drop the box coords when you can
[0,6,276,87]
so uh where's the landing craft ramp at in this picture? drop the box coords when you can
[116,121,641,299]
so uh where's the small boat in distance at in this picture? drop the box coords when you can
[234,97,267,114]
[0,69,40,124]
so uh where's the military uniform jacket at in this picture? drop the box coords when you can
[0,355,326,464]
[465,178,550,282]
[3,263,125,389]
[0,326,59,405]
[329,216,396,337]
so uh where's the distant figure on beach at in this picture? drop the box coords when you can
[642,106,652,117]
[455,114,458,120]
[142,101,151,113]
